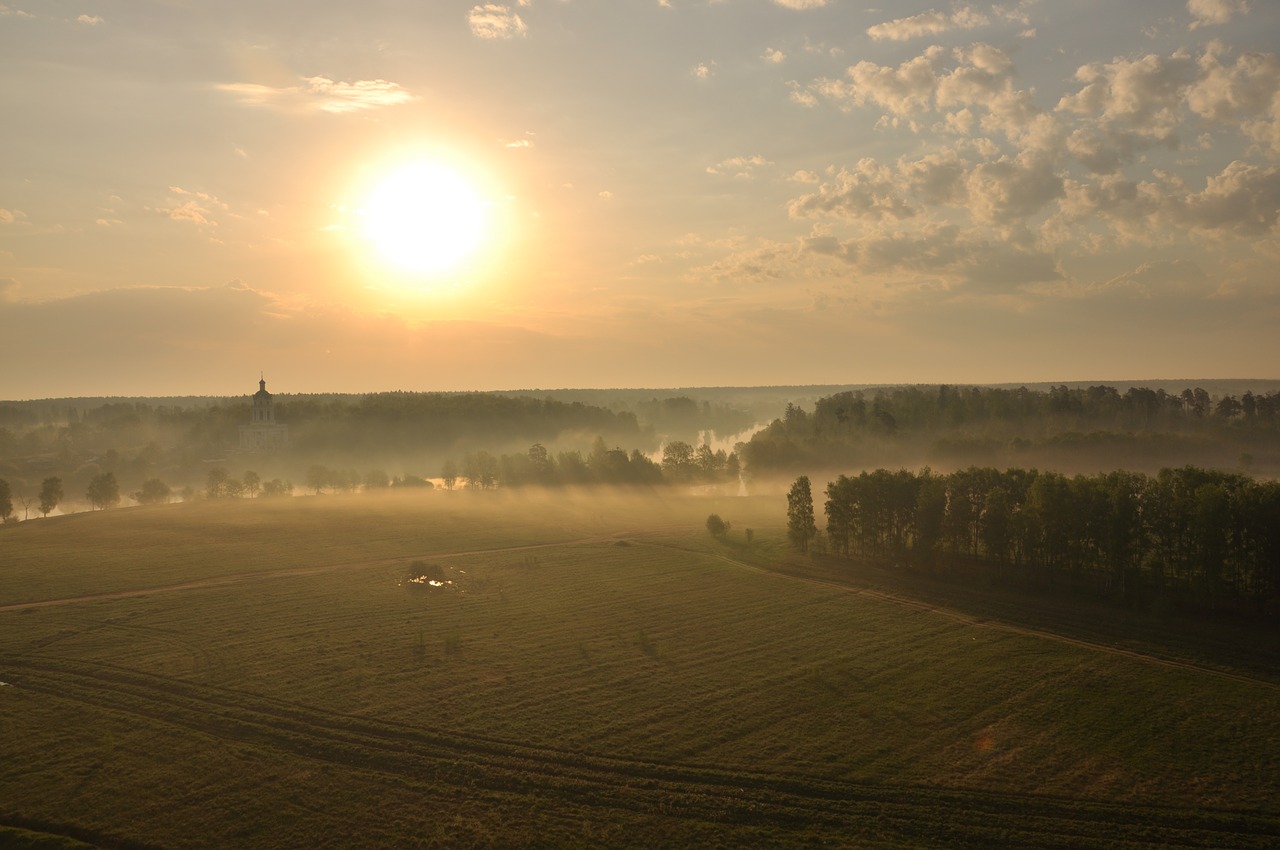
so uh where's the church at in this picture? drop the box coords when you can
[238,376,289,452]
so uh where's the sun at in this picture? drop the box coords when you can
[360,161,488,275]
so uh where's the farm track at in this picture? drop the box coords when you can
[0,536,616,614]
[6,655,1279,850]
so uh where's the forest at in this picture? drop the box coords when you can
[744,383,1280,479]
[3,382,1280,518]
[798,464,1280,615]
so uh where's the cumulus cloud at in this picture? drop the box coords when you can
[964,155,1064,223]
[814,50,941,116]
[692,62,715,80]
[706,155,773,179]
[1188,0,1249,30]
[788,159,916,221]
[1057,52,1198,142]
[468,4,527,39]
[1175,160,1280,235]
[867,6,989,42]
[76,14,102,25]
[764,48,786,65]
[1186,45,1280,153]
[217,76,415,113]
[773,0,828,9]
[799,223,1061,292]
[0,6,35,19]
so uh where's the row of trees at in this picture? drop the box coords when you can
[437,439,742,490]
[746,385,1280,473]
[1,471,112,516]
[0,476,66,520]
[787,467,1280,613]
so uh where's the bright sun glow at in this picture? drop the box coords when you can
[361,162,488,274]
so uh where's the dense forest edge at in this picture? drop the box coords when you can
[780,464,1280,620]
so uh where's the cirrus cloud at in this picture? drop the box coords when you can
[217,76,416,113]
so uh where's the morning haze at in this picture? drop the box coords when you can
[2,1,1279,848]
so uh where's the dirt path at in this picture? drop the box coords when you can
[0,536,611,614]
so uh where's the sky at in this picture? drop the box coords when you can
[2,0,1279,399]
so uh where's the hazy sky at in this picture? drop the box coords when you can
[2,0,1279,398]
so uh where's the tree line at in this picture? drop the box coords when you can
[787,466,1280,615]
[438,438,740,490]
[746,384,1280,474]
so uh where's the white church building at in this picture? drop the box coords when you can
[239,376,289,452]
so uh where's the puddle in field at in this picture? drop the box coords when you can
[405,577,453,588]
[397,561,464,592]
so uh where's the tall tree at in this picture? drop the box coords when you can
[133,478,171,506]
[0,478,12,522]
[440,458,458,491]
[242,470,261,498]
[787,475,817,554]
[86,472,120,511]
[38,478,62,517]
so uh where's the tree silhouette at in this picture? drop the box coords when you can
[787,475,817,553]
[39,477,64,517]
[86,472,120,510]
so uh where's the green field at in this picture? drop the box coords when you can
[2,491,1278,848]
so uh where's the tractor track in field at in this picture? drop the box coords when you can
[7,526,1275,691]
[4,655,1279,850]
[635,539,1280,691]
[0,536,616,614]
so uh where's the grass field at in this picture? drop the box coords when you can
[2,490,1278,848]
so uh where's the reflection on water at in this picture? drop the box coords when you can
[402,576,454,588]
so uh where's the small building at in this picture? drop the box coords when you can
[239,376,289,452]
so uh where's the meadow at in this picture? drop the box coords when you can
[1,490,1278,848]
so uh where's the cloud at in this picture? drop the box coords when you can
[1057,52,1198,142]
[76,14,102,25]
[1175,160,1280,236]
[814,50,941,116]
[764,48,786,65]
[0,6,35,19]
[217,76,416,113]
[1092,259,1210,297]
[0,208,17,223]
[788,159,916,221]
[964,155,1064,223]
[158,187,229,227]
[788,151,975,223]
[800,224,1062,292]
[706,155,773,179]
[1188,0,1249,30]
[867,6,989,42]
[691,240,799,284]
[692,62,715,80]
[468,4,527,39]
[773,0,828,9]
[1053,44,1280,162]
[1186,45,1280,153]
